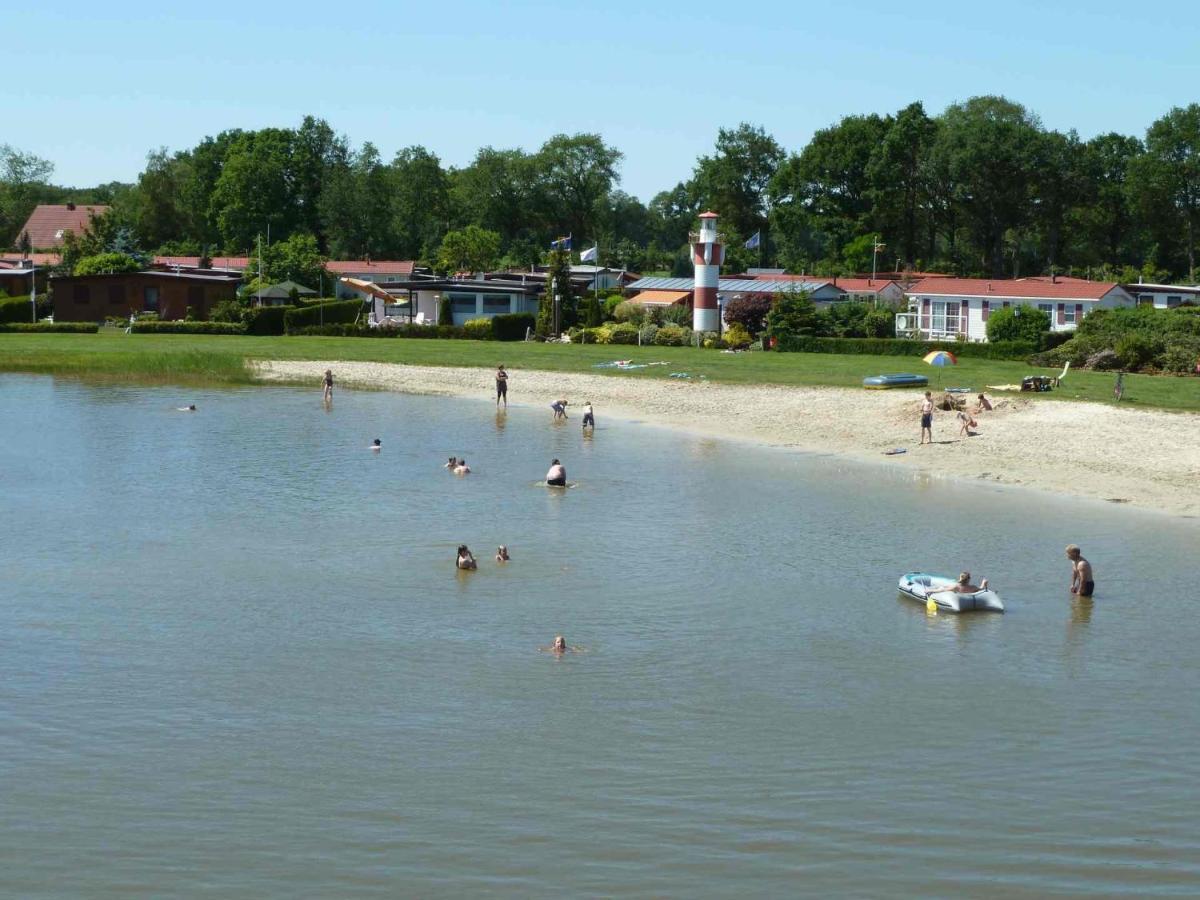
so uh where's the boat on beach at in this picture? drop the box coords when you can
[863,373,929,389]
[898,573,1005,613]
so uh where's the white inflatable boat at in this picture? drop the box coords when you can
[898,573,1005,613]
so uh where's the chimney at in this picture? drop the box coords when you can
[66,202,76,211]
[1052,272,1058,284]
[987,282,993,292]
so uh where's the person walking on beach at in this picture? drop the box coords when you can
[323,369,334,402]
[456,545,477,570]
[1066,545,1095,597]
[920,391,934,444]
[546,459,567,487]
[496,365,509,408]
[581,401,595,431]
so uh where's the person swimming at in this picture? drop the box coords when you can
[176,404,197,411]
[370,439,382,451]
[496,545,510,562]
[445,456,458,469]
[546,459,566,486]
[540,635,571,654]
[454,459,471,475]
[456,545,477,570]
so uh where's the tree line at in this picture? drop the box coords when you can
[3,96,1199,281]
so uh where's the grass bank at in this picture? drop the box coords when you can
[1,331,1196,411]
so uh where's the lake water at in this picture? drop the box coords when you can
[2,374,1198,898]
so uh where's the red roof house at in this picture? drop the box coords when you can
[14,204,110,249]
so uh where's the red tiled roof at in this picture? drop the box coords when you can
[15,205,109,249]
[325,260,415,276]
[154,256,251,270]
[908,277,1122,300]
[739,273,900,292]
[0,252,60,266]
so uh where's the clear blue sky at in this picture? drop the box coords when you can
[10,0,1199,202]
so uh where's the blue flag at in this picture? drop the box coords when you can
[550,235,572,250]
[744,231,761,250]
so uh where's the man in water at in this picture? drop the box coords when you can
[920,391,933,444]
[370,439,382,451]
[176,404,196,412]
[456,545,477,570]
[495,365,508,408]
[546,459,566,486]
[581,401,595,430]
[454,459,471,475]
[496,545,510,562]
[1066,545,1094,597]
[444,456,458,469]
[323,369,334,402]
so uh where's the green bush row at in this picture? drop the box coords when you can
[775,336,1038,360]
[286,323,468,339]
[491,313,536,341]
[0,295,35,323]
[0,322,99,333]
[1038,307,1200,373]
[242,305,293,336]
[131,321,247,335]
[283,300,361,331]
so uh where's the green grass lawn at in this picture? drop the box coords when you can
[1,330,1195,411]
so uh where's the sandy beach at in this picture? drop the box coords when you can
[256,359,1200,517]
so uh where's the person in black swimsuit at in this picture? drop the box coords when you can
[323,369,334,402]
[546,459,566,486]
[495,365,508,407]
[1066,545,1095,597]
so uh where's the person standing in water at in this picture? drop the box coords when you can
[322,369,334,402]
[456,545,477,570]
[495,365,508,408]
[581,401,595,431]
[546,459,566,487]
[495,545,510,562]
[370,439,382,451]
[454,459,471,475]
[1066,545,1095,597]
[920,391,933,444]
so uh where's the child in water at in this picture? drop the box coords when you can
[550,399,568,420]
[581,401,595,430]
[496,545,510,562]
[456,545,477,570]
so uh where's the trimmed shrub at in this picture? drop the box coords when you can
[985,304,1052,343]
[653,324,692,346]
[0,295,34,323]
[723,295,772,333]
[131,321,246,334]
[209,299,246,323]
[242,305,293,336]
[462,317,493,340]
[570,325,610,344]
[608,322,639,345]
[775,336,1037,360]
[491,313,535,341]
[286,323,468,339]
[0,322,99,333]
[283,299,361,332]
[765,292,817,342]
[638,323,658,345]
[612,300,647,325]
[438,295,453,326]
[722,322,753,349]
[602,294,625,319]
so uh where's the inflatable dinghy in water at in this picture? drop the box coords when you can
[898,573,1005,613]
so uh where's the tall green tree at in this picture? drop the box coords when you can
[389,146,450,260]
[319,142,393,259]
[532,133,622,247]
[450,147,535,243]
[436,225,501,273]
[1074,133,1143,268]
[927,96,1043,276]
[1130,104,1200,280]
[211,128,300,251]
[1,144,54,248]
[690,123,785,242]
[866,102,937,267]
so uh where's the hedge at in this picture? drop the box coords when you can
[491,313,535,341]
[463,317,493,340]
[131,321,247,335]
[0,322,99,333]
[0,295,34,323]
[242,305,294,336]
[283,299,361,332]
[775,336,1038,360]
[286,323,468,339]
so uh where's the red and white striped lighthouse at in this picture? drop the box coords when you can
[692,211,724,332]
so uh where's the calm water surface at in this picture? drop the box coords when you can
[1,374,1198,898]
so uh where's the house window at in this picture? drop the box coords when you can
[107,284,126,306]
[1167,296,1182,308]
[73,284,91,304]
[449,294,477,315]
[143,286,159,312]
[1064,305,1077,325]
[482,296,511,315]
[1037,303,1054,320]
[930,300,961,335]
[1138,294,1155,307]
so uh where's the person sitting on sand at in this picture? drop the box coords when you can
[948,571,989,593]
[370,439,382,451]
[445,456,458,469]
[456,545,477,570]
[496,545,510,562]
[581,401,595,430]
[546,459,566,487]
[551,399,568,420]
[976,393,993,413]
[454,459,471,475]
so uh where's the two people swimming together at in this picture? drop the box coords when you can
[445,456,471,475]
[456,544,511,570]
